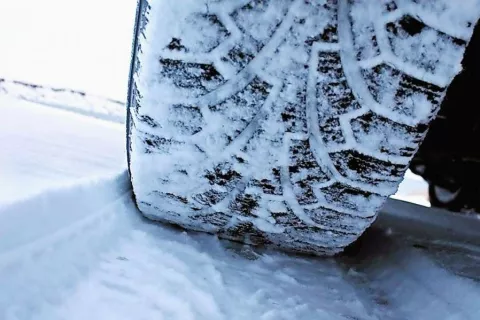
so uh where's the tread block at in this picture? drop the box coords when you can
[192,161,243,207]
[305,0,339,44]
[221,36,261,72]
[229,193,261,217]
[271,207,307,228]
[191,14,229,53]
[136,114,160,128]
[353,24,380,61]
[231,0,293,43]
[349,1,380,60]
[141,133,184,154]
[165,38,188,52]
[252,168,283,195]
[410,0,480,31]
[384,0,398,12]
[317,52,361,115]
[318,182,384,215]
[220,221,272,245]
[204,162,242,188]
[281,90,308,133]
[306,25,338,44]
[130,84,162,128]
[150,191,189,207]
[207,77,272,145]
[285,239,336,255]
[330,150,407,190]
[159,59,225,95]
[190,212,231,228]
[272,208,358,248]
[305,206,372,234]
[362,63,444,120]
[351,111,421,157]
[138,201,180,218]
[165,14,229,53]
[271,209,336,244]
[192,189,229,207]
[289,139,330,205]
[169,105,204,135]
[386,15,466,76]
[319,117,346,146]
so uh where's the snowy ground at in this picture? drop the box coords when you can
[1,94,480,319]
[0,79,125,123]
[0,96,125,206]
[3,0,479,317]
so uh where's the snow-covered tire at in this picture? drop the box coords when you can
[127,0,480,255]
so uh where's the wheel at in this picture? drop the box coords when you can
[127,0,480,255]
[429,184,480,213]
[429,184,463,211]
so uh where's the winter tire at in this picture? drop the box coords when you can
[127,0,480,255]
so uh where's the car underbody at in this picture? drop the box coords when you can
[411,21,480,212]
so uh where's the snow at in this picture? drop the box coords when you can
[0,95,125,206]
[392,170,430,207]
[0,0,479,316]
[0,79,125,123]
[0,172,375,320]
[1,94,480,319]
[400,0,480,40]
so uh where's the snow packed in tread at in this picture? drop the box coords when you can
[128,0,480,255]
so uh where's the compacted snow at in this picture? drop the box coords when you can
[1,94,480,319]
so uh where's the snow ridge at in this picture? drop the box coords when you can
[0,78,125,123]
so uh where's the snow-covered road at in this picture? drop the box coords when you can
[1,96,480,319]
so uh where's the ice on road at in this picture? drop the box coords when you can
[1,96,480,319]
